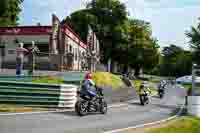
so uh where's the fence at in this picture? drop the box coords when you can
[0,81,78,108]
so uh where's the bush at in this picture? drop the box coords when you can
[92,72,124,89]
[32,76,64,84]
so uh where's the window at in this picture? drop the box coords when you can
[75,48,78,61]
[0,45,5,57]
[69,45,72,53]
[8,50,15,54]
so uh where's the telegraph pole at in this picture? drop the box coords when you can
[192,64,197,96]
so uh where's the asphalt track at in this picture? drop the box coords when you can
[0,84,185,133]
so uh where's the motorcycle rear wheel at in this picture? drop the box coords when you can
[100,100,108,114]
[140,95,145,105]
[75,100,88,116]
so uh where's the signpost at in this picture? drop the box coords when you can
[192,64,197,96]
[188,64,200,117]
[51,14,59,54]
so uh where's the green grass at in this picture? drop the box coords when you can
[32,76,64,85]
[181,83,200,94]
[0,104,47,113]
[146,117,200,133]
[92,72,124,89]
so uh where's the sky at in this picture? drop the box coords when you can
[19,0,200,50]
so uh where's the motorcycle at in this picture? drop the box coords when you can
[158,89,165,98]
[139,91,149,105]
[75,86,108,116]
[158,81,167,99]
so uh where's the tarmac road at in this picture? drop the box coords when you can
[0,84,185,133]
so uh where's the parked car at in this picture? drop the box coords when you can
[176,75,200,84]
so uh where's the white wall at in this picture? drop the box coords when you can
[66,36,86,70]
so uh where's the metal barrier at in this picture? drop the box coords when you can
[187,96,200,117]
[0,81,78,108]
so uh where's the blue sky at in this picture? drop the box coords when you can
[19,0,200,49]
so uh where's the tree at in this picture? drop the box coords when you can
[62,0,160,75]
[122,19,159,76]
[63,0,128,65]
[160,45,192,77]
[0,0,23,26]
[86,0,128,65]
[186,18,200,65]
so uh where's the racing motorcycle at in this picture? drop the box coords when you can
[75,86,108,116]
[139,91,149,105]
[158,81,166,99]
[158,89,165,98]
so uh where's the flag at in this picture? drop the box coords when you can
[51,14,60,54]
[87,25,93,53]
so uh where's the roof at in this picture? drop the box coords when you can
[0,25,87,49]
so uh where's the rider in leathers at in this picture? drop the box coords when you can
[81,73,97,101]
[139,81,151,101]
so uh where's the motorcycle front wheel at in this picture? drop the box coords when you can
[75,100,88,116]
[139,95,145,105]
[100,100,108,114]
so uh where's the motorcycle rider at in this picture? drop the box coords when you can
[139,81,151,102]
[80,73,97,102]
[158,80,167,94]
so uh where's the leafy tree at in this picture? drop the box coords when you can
[61,9,96,41]
[122,19,159,76]
[186,18,200,65]
[160,45,192,77]
[86,0,128,64]
[0,0,23,26]
[62,0,160,75]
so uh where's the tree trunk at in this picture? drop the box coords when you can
[134,66,141,77]
[107,58,111,72]
[123,65,128,75]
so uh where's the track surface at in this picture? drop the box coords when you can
[0,84,185,133]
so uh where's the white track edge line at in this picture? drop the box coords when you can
[103,102,185,133]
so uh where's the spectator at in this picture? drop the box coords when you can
[186,87,192,106]
[27,42,39,75]
[16,43,28,76]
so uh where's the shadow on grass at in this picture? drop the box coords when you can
[152,95,160,99]
[129,101,143,106]
[150,103,187,116]
[151,103,178,110]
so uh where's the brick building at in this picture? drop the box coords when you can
[0,25,87,71]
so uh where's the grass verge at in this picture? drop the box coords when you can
[0,104,47,113]
[181,83,200,94]
[146,116,200,133]
[119,117,200,133]
[32,76,64,85]
[92,72,124,89]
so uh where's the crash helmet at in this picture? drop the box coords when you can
[84,73,92,79]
